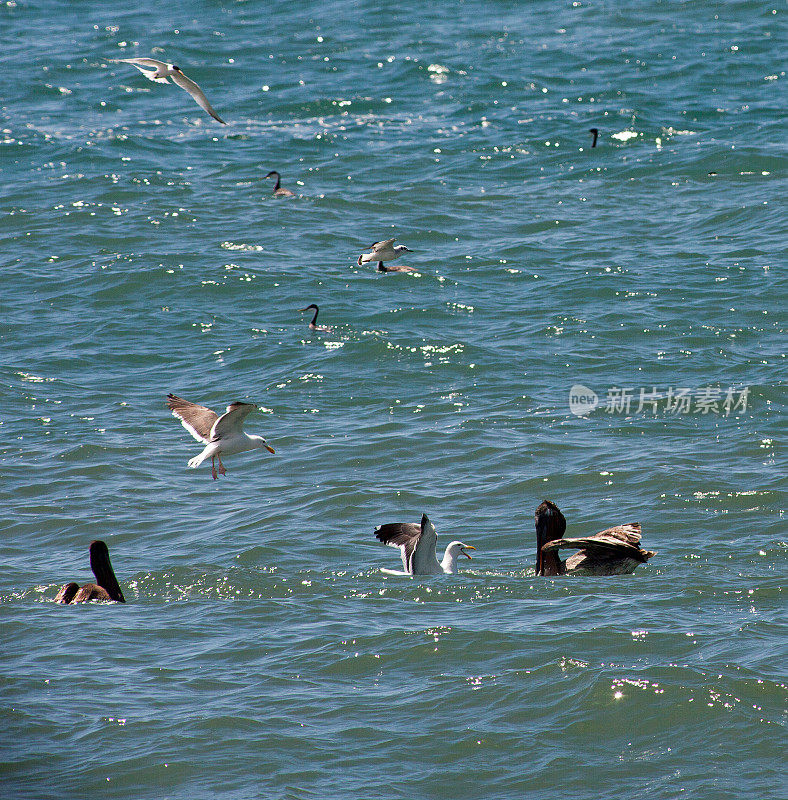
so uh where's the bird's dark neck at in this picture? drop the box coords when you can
[377,262,388,272]
[272,173,281,189]
[539,550,564,576]
[91,550,125,602]
[309,306,319,326]
[534,500,567,576]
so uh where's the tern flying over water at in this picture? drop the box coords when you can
[112,58,226,124]
[357,239,415,272]
[374,513,476,575]
[166,394,275,480]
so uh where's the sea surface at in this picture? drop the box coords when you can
[1,1,785,798]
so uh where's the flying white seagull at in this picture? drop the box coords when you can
[166,394,274,480]
[112,58,226,124]
[357,239,415,272]
[374,513,475,575]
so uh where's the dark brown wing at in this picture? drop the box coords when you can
[542,523,654,563]
[55,582,80,604]
[374,521,422,572]
[166,393,218,442]
[72,584,114,603]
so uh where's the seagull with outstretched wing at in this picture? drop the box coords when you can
[166,394,274,480]
[374,514,475,575]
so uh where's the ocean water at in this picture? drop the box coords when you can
[1,0,785,797]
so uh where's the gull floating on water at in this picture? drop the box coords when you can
[534,500,655,576]
[56,540,125,604]
[299,303,332,332]
[166,393,275,480]
[374,513,475,575]
[357,239,415,272]
[112,58,226,124]
[265,170,296,197]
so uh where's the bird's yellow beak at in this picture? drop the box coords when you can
[265,445,276,454]
[463,545,476,559]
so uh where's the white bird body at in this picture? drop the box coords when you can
[375,514,475,575]
[113,58,226,124]
[357,238,414,272]
[166,394,274,480]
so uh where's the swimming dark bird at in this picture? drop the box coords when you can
[299,303,332,332]
[166,393,275,480]
[264,170,295,197]
[357,238,416,272]
[589,127,599,148]
[374,513,476,575]
[534,500,655,576]
[56,540,126,604]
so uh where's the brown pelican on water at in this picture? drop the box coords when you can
[535,500,655,576]
[56,540,125,603]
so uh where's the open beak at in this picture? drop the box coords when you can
[463,545,476,559]
[265,444,276,454]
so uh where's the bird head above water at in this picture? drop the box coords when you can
[264,170,295,196]
[89,540,126,602]
[441,540,476,573]
[299,303,331,331]
[534,500,567,576]
[448,541,475,559]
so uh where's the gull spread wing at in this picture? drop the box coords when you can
[114,58,170,83]
[116,57,168,69]
[211,402,256,440]
[410,514,439,573]
[166,393,218,443]
[375,521,422,573]
[169,69,226,124]
[372,238,396,251]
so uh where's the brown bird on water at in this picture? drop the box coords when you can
[264,170,295,197]
[534,500,655,576]
[56,540,126,604]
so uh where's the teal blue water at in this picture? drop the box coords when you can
[1,1,786,798]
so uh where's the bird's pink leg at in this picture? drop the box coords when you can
[217,454,227,476]
[211,456,218,480]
